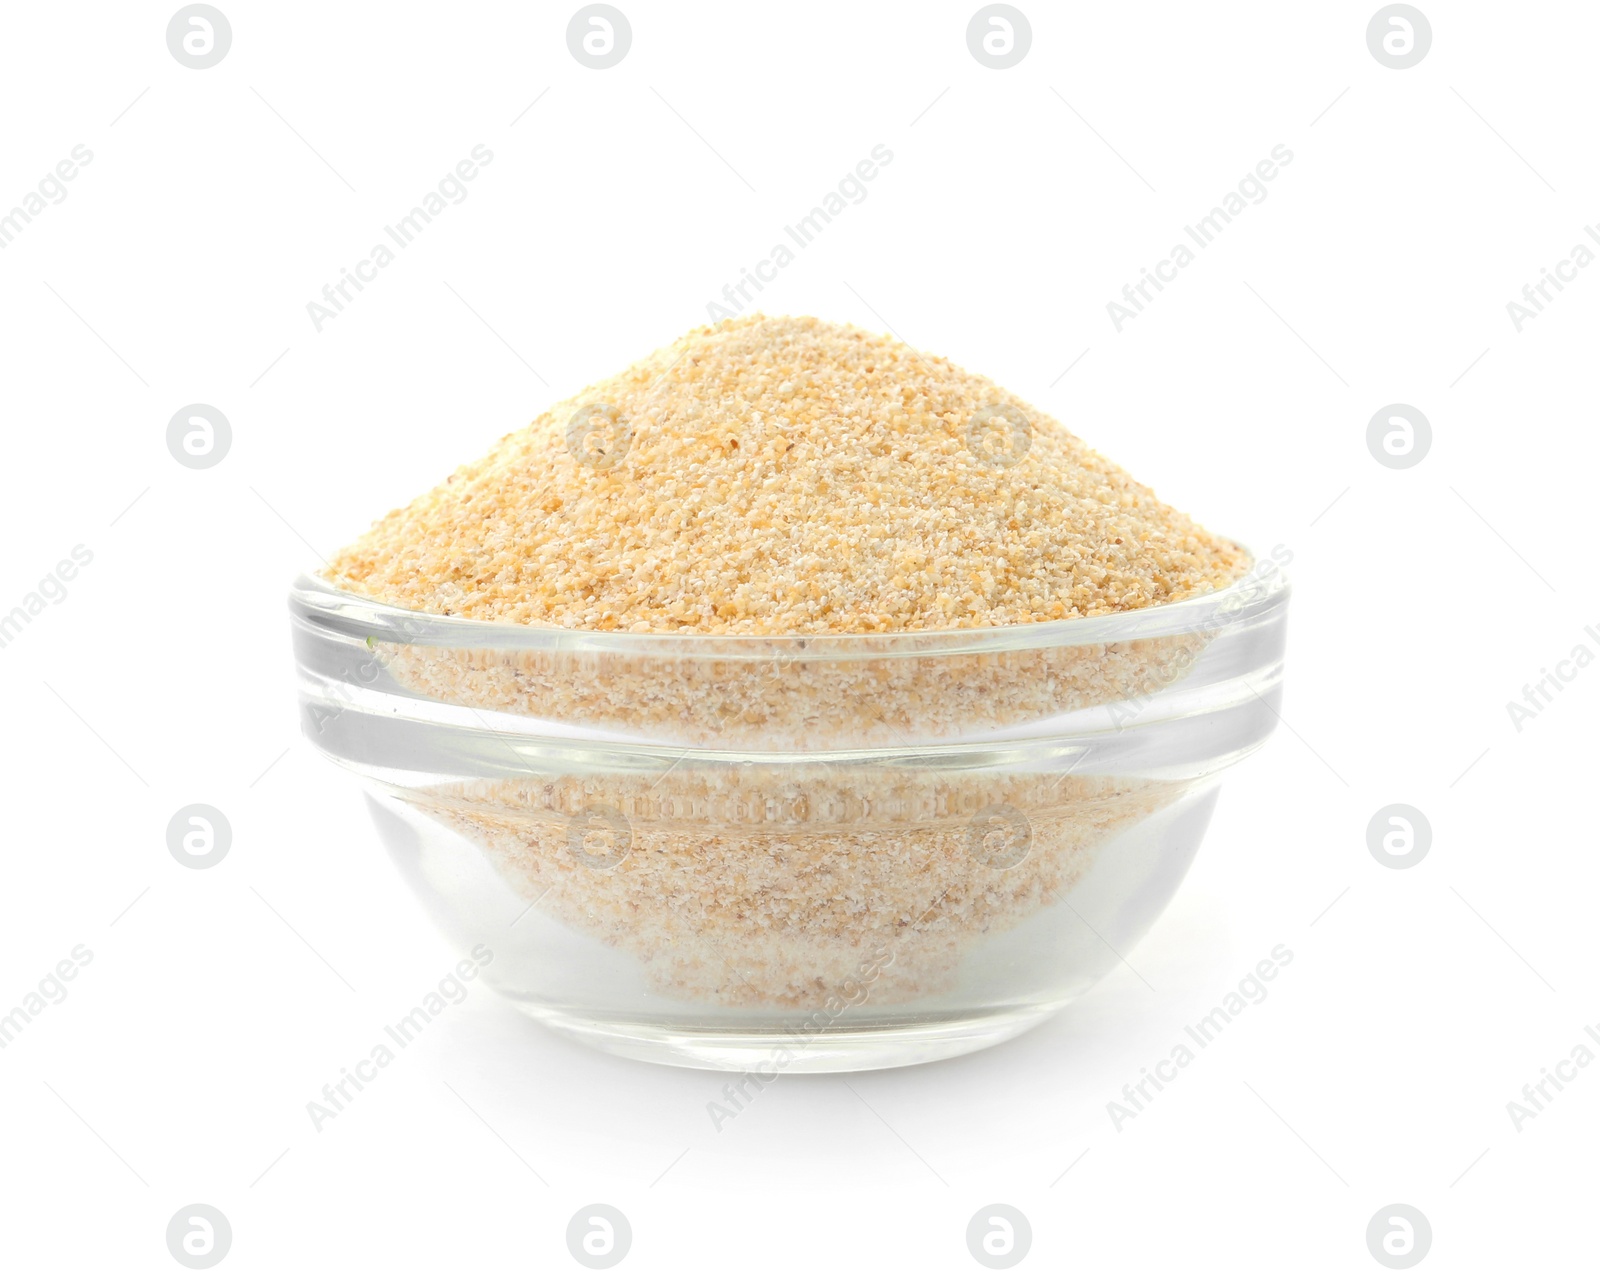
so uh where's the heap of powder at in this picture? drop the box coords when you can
[325,315,1247,634]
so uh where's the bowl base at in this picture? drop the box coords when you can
[511,1000,1067,1072]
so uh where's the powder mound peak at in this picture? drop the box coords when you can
[325,314,1247,634]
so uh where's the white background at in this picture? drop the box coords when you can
[2,1,1595,1269]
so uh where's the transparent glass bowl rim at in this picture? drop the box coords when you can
[290,551,1287,664]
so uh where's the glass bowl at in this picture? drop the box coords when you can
[288,553,1288,1072]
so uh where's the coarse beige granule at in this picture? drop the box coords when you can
[371,624,1211,747]
[325,314,1248,635]
[412,769,1180,1008]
